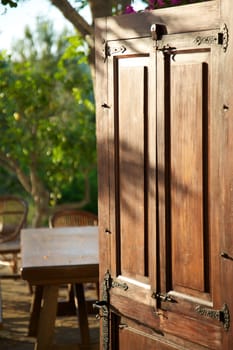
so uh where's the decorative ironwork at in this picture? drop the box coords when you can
[93,270,111,349]
[102,41,108,62]
[102,41,126,61]
[101,270,111,349]
[195,35,218,46]
[93,271,129,349]
[195,303,230,331]
[194,24,229,52]
[112,280,128,291]
[221,23,229,52]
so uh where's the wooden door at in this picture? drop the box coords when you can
[95,2,232,349]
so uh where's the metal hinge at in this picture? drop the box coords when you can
[194,23,229,52]
[195,303,230,331]
[112,279,128,291]
[93,271,129,349]
[93,270,111,350]
[102,41,126,62]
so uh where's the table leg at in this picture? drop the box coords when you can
[73,283,90,346]
[34,285,59,350]
[28,285,43,337]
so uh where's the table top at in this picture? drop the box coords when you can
[21,226,99,285]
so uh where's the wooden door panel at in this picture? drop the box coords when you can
[157,44,213,302]
[110,42,156,287]
[106,39,158,348]
[170,56,209,296]
[118,61,147,278]
[155,34,223,348]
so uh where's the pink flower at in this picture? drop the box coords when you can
[157,0,165,5]
[171,0,182,4]
[148,0,156,9]
[124,5,136,14]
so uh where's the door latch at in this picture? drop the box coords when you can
[93,300,108,319]
[152,292,176,303]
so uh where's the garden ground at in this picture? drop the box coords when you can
[0,265,99,349]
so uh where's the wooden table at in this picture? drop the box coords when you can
[21,226,99,350]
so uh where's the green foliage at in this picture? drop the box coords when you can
[0,18,96,208]
[0,168,26,195]
[58,168,98,213]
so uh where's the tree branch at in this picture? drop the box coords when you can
[50,0,93,38]
[0,152,32,193]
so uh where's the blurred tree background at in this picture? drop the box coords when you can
[0,18,96,226]
[0,0,149,226]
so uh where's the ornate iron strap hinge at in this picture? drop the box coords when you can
[194,24,229,52]
[112,279,128,291]
[195,303,230,331]
[102,41,126,62]
[93,270,129,349]
[93,270,111,350]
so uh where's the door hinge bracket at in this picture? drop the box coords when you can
[112,279,128,291]
[93,270,111,349]
[93,271,128,349]
[194,24,229,52]
[195,303,230,331]
[102,41,126,62]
